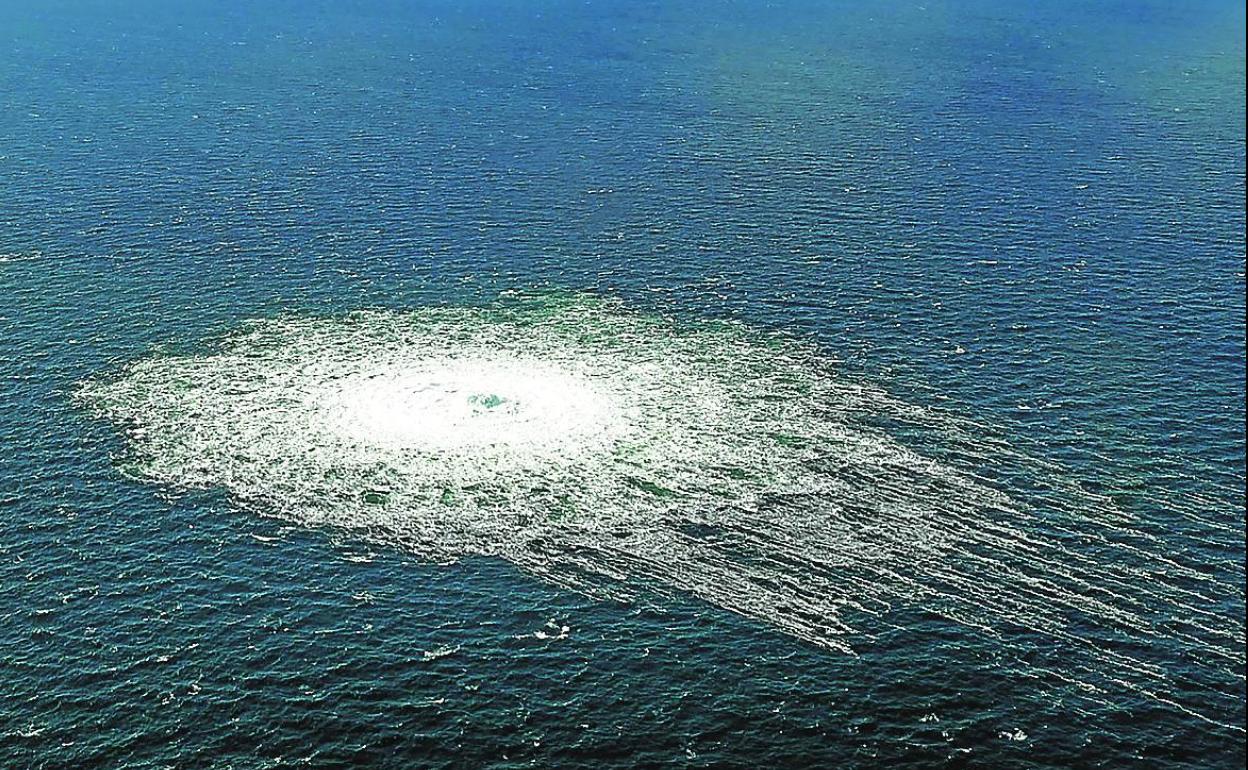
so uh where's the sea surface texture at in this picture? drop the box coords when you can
[1,1,1244,768]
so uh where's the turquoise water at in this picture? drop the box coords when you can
[1,1,1244,767]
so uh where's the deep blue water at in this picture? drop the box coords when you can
[1,1,1244,767]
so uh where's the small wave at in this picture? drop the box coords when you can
[422,645,460,661]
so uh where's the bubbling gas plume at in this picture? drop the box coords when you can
[79,292,1244,730]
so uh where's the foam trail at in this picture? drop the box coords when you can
[78,292,1245,730]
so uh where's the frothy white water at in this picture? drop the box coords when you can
[311,358,620,454]
[79,293,1244,729]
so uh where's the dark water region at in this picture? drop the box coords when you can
[1,1,1243,767]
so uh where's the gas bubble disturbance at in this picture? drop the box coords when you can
[78,292,1244,730]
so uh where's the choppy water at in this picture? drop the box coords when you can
[2,1,1244,768]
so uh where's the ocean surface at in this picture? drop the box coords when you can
[1,1,1244,768]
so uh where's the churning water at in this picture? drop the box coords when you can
[78,294,1244,732]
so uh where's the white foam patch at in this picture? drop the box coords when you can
[79,293,1244,729]
[312,358,618,454]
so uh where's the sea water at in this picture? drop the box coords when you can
[1,1,1243,767]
